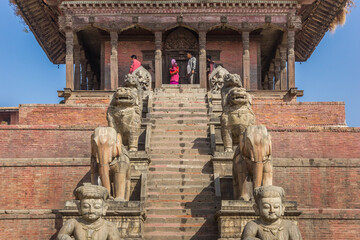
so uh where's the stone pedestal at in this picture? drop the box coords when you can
[216,200,301,240]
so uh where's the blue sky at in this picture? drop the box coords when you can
[0,2,359,126]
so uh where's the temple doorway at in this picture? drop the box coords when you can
[163,27,199,84]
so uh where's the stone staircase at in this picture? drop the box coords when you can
[145,85,218,240]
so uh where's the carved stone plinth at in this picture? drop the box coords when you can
[216,200,301,240]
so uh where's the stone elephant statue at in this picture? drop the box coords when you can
[91,127,131,201]
[233,125,273,201]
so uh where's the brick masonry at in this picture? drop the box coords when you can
[16,100,346,127]
[1,125,359,159]
[0,90,359,239]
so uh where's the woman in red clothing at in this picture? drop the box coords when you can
[169,59,179,85]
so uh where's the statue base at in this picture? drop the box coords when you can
[215,200,301,239]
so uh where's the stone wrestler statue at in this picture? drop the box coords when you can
[57,184,121,240]
[241,186,302,240]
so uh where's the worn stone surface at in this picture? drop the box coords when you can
[216,199,301,239]
[91,127,131,201]
[233,125,273,201]
[209,66,230,93]
[220,74,256,152]
[57,184,121,240]
[241,186,302,240]
[107,87,142,152]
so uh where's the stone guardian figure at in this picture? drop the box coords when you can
[91,127,131,201]
[57,184,121,240]
[241,185,302,240]
[107,87,142,152]
[233,125,273,201]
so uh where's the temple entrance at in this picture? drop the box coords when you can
[163,27,199,84]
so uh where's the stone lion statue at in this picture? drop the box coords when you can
[209,66,229,93]
[124,73,144,113]
[131,66,152,91]
[233,125,273,201]
[107,87,141,152]
[220,74,256,152]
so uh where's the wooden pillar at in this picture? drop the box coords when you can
[274,56,281,90]
[199,31,207,88]
[80,49,87,90]
[287,30,295,89]
[268,61,275,90]
[257,40,262,90]
[242,31,250,89]
[65,30,74,90]
[74,38,81,90]
[100,40,105,90]
[110,31,118,90]
[155,31,162,89]
[87,64,93,90]
[280,46,288,90]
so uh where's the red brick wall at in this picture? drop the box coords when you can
[104,40,155,87]
[207,40,242,76]
[0,216,59,240]
[17,105,108,127]
[274,165,360,209]
[270,128,360,158]
[1,126,359,159]
[254,101,346,126]
[0,164,89,209]
[16,101,345,127]
[299,219,360,240]
[0,126,92,158]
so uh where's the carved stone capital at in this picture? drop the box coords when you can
[287,30,295,52]
[199,31,207,50]
[288,14,302,30]
[155,31,162,50]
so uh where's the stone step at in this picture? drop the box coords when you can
[152,107,207,112]
[150,154,211,160]
[150,149,211,155]
[150,113,208,119]
[151,136,210,143]
[151,131,208,138]
[151,138,209,144]
[149,165,213,174]
[147,193,215,201]
[152,103,207,108]
[147,181,213,188]
[145,215,215,224]
[153,97,206,102]
[145,232,218,240]
[146,208,216,216]
[150,160,210,167]
[147,186,214,194]
[151,140,209,146]
[154,91,206,96]
[146,201,218,209]
[147,173,212,180]
[151,125,208,131]
[145,226,217,235]
[153,100,206,105]
[151,119,209,125]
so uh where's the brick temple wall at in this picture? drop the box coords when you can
[0,99,358,240]
[16,101,345,127]
[104,40,155,87]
